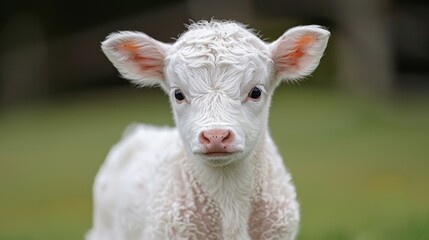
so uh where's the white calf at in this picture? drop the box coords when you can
[87,20,329,240]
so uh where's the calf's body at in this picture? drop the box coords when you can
[87,20,329,240]
[87,125,298,239]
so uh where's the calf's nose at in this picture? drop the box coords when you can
[199,129,234,153]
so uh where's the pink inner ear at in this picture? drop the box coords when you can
[275,35,316,73]
[117,42,163,76]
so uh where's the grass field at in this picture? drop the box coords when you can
[1,85,428,240]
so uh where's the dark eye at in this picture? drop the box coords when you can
[174,89,185,101]
[248,87,262,100]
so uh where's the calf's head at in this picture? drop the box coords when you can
[102,20,329,166]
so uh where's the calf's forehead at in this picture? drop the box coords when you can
[174,21,267,52]
[164,22,272,93]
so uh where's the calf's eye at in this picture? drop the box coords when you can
[174,89,186,101]
[248,87,262,100]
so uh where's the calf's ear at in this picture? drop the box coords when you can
[269,25,330,82]
[101,31,171,90]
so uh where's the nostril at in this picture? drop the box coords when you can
[221,130,233,144]
[199,132,211,145]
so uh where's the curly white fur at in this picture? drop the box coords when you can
[87,20,329,240]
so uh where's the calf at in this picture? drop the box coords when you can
[87,20,329,240]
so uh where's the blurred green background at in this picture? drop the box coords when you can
[1,0,428,239]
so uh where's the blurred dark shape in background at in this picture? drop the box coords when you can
[0,0,428,106]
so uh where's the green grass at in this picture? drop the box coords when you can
[1,86,428,240]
